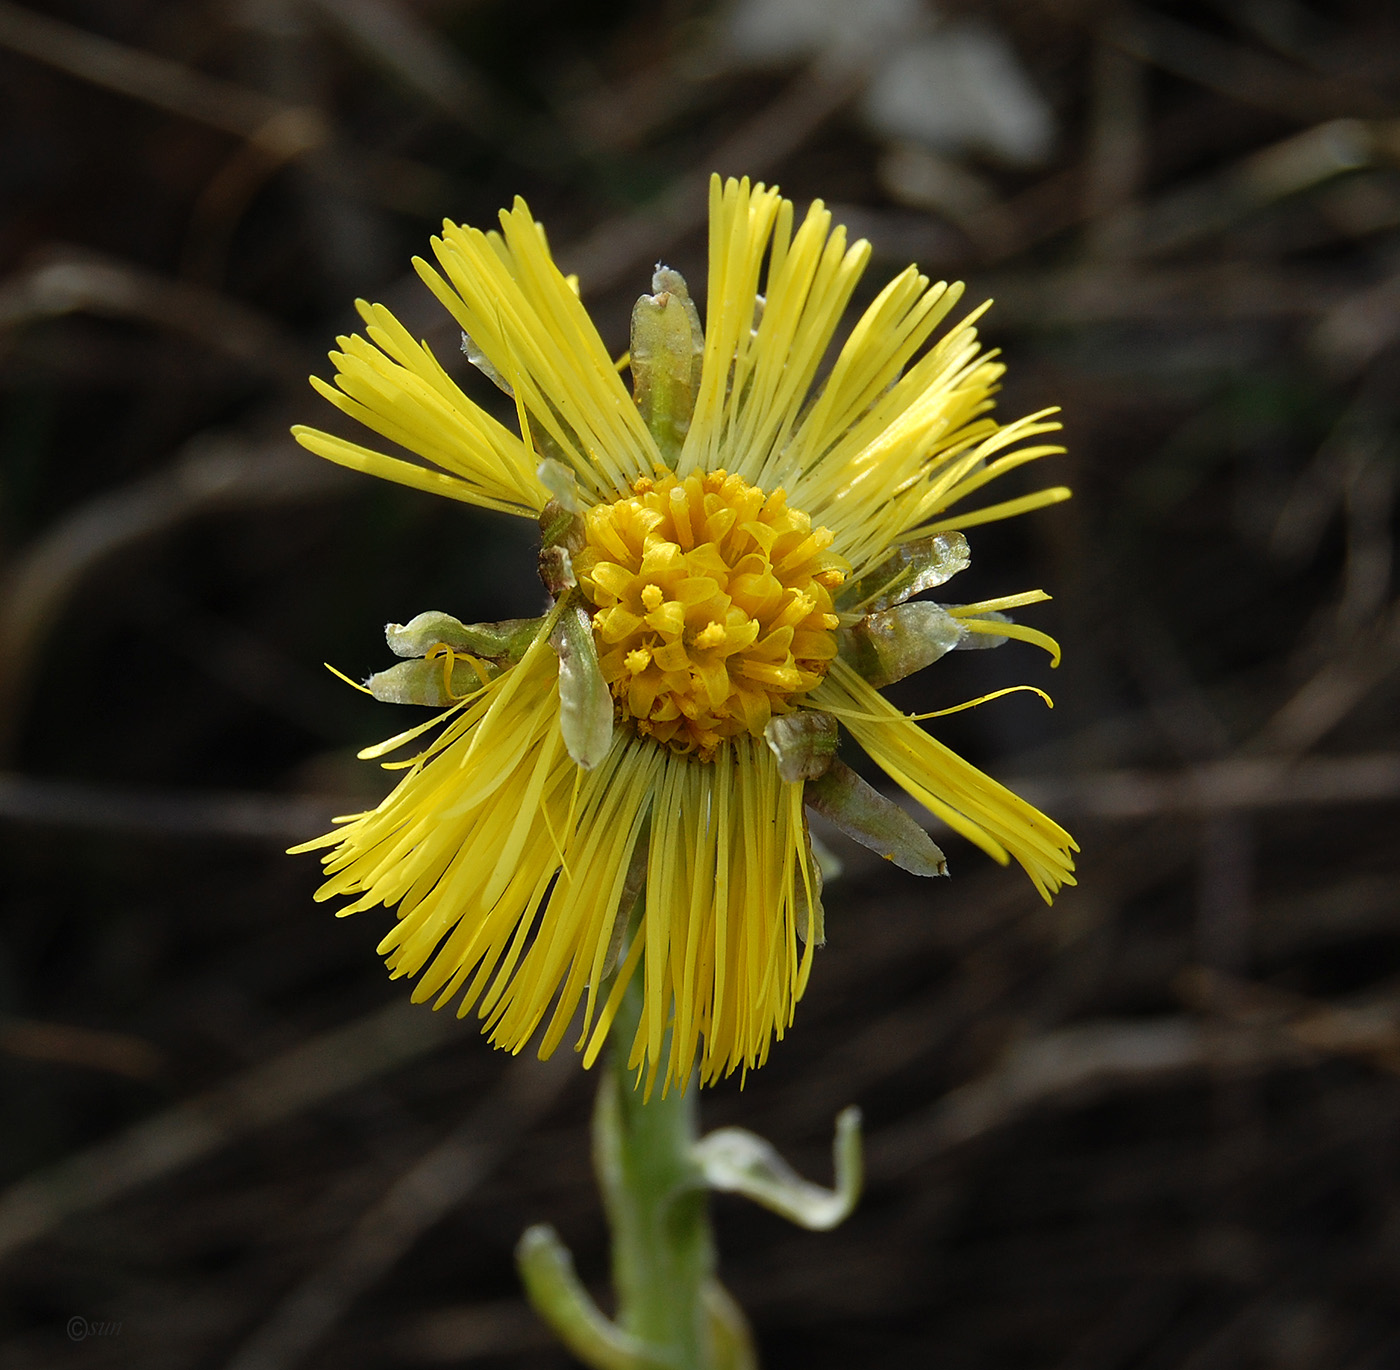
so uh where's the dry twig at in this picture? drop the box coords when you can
[0,433,347,755]
[0,0,328,152]
[0,998,471,1260]
[0,249,307,379]
[223,1051,576,1370]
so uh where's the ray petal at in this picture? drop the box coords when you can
[817,661,1077,902]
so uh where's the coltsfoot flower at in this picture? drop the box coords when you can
[292,175,1076,1091]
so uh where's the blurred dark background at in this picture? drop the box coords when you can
[3,0,1400,1365]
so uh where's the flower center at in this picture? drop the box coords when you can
[575,470,847,759]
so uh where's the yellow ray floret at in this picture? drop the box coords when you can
[815,660,1077,902]
[418,201,660,500]
[292,298,550,516]
[293,634,818,1094]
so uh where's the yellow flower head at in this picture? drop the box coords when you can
[291,175,1076,1093]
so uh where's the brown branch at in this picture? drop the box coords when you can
[398,1301,550,1362]
[0,998,471,1261]
[1179,966,1400,1072]
[1111,7,1394,123]
[0,433,348,757]
[0,0,328,152]
[0,248,308,379]
[973,261,1352,329]
[872,972,1400,1179]
[1250,597,1400,755]
[302,0,494,128]
[223,1051,575,1370]
[1312,269,1400,374]
[1006,752,1400,820]
[564,59,869,295]
[871,1017,1222,1176]
[0,1018,164,1081]
[0,773,345,841]
[1122,119,1380,259]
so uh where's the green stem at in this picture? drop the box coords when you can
[593,975,714,1370]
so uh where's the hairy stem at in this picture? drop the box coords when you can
[593,975,714,1370]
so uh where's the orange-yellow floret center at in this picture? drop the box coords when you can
[574,470,847,759]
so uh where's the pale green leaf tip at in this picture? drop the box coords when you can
[692,1106,864,1232]
[537,457,582,514]
[516,1224,665,1370]
[551,600,615,770]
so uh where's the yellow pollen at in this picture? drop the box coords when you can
[575,469,848,759]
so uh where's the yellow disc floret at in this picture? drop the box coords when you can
[575,470,848,759]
